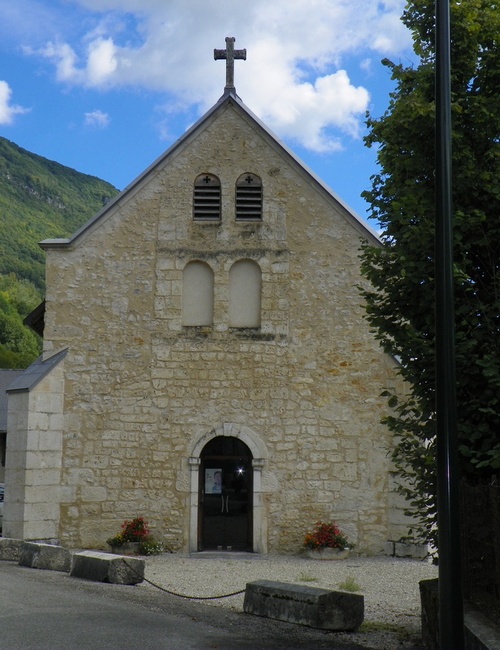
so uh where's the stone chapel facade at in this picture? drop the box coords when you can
[3,82,411,554]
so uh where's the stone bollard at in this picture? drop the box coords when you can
[244,579,364,631]
[0,537,24,561]
[70,551,144,585]
[19,542,72,572]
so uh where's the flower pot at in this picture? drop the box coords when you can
[110,542,140,556]
[305,547,350,560]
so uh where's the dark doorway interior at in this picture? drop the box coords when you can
[199,437,253,551]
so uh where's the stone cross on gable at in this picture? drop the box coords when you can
[214,37,246,92]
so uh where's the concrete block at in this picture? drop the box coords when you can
[244,580,364,631]
[70,551,144,585]
[420,578,439,650]
[384,541,396,556]
[385,540,429,558]
[420,579,500,650]
[19,542,71,572]
[394,541,428,559]
[464,607,500,650]
[0,537,24,561]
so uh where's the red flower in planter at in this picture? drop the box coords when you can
[303,521,351,550]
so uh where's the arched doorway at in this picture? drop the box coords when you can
[199,436,253,551]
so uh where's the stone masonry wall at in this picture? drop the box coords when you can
[42,100,409,553]
[4,363,65,541]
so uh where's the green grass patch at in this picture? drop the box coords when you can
[337,575,361,591]
[297,572,318,582]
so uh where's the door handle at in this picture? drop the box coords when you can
[225,496,229,513]
[221,495,224,513]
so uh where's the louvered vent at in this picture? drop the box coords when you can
[193,174,221,221]
[236,174,262,221]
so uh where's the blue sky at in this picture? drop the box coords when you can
[0,0,416,225]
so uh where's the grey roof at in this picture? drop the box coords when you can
[39,91,381,251]
[6,349,67,394]
[0,369,24,431]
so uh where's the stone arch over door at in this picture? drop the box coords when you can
[188,423,268,553]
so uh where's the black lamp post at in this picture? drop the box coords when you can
[435,0,464,647]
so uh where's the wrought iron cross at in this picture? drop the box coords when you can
[214,37,246,92]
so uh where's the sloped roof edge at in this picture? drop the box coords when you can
[6,348,68,393]
[227,94,381,244]
[23,299,45,337]
[39,91,380,250]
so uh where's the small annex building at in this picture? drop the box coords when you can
[0,370,23,483]
[3,39,411,555]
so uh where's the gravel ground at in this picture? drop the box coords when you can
[143,552,438,649]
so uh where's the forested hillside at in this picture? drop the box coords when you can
[0,136,119,368]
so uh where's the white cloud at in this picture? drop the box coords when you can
[23,0,412,151]
[0,80,29,124]
[360,59,373,75]
[87,38,118,85]
[84,109,110,128]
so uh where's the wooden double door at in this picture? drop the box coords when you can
[199,437,253,551]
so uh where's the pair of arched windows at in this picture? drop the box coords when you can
[182,260,261,328]
[193,173,262,222]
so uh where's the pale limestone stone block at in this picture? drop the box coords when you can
[23,483,60,502]
[244,580,364,631]
[47,414,64,433]
[70,551,145,584]
[394,541,428,559]
[25,451,61,470]
[23,519,59,540]
[28,413,50,431]
[23,500,60,521]
[19,542,71,572]
[80,486,107,501]
[0,538,23,561]
[36,430,63,452]
[66,468,95,484]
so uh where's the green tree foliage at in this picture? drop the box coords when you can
[0,136,118,292]
[0,274,42,368]
[0,137,119,368]
[360,0,500,546]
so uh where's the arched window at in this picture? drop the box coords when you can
[235,173,262,221]
[193,174,221,221]
[229,260,261,328]
[182,261,214,326]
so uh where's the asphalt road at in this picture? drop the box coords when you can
[0,561,370,650]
